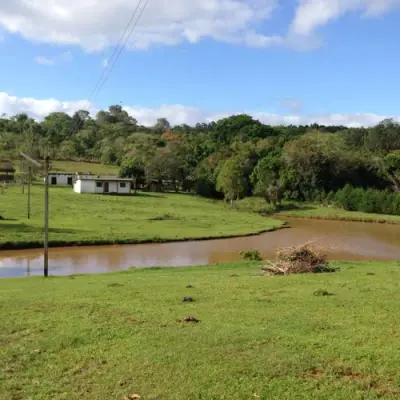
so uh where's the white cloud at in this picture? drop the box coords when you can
[34,56,55,65]
[291,0,400,37]
[252,111,396,128]
[0,0,280,51]
[34,51,73,66]
[0,92,393,127]
[1,1,400,51]
[0,92,95,120]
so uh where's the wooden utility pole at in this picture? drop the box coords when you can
[27,166,31,219]
[20,152,49,277]
[43,156,49,277]
[21,159,25,194]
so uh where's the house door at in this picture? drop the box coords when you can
[51,176,57,185]
[103,182,109,193]
[67,177,73,185]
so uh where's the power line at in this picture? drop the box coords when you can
[91,0,150,104]
[70,0,150,133]
[87,0,146,106]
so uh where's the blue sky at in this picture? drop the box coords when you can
[1,0,400,127]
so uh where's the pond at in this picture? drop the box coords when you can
[0,218,399,277]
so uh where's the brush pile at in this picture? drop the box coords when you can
[263,243,335,275]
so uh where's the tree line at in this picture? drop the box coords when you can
[1,106,400,213]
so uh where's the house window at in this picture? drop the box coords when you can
[96,182,103,188]
[120,183,126,188]
[51,176,57,185]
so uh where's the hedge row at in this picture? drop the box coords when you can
[329,185,400,215]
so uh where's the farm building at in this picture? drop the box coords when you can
[73,175,132,194]
[0,159,15,182]
[48,173,74,186]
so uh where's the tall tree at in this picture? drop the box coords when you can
[251,154,283,206]
[153,118,171,135]
[377,152,400,192]
[216,157,247,208]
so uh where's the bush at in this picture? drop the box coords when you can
[326,191,336,205]
[334,185,400,216]
[240,250,262,261]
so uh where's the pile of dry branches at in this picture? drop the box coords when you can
[263,242,334,275]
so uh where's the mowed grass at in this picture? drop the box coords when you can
[14,160,119,175]
[0,186,283,248]
[50,160,119,175]
[276,204,400,223]
[1,261,400,399]
[236,197,400,223]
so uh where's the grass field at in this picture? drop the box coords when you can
[14,160,119,175]
[237,197,400,223]
[50,160,119,175]
[1,261,400,399]
[0,186,283,249]
[277,204,400,223]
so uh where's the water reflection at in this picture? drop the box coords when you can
[1,218,399,278]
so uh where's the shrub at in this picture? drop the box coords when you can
[334,185,400,216]
[240,250,262,261]
[326,191,336,205]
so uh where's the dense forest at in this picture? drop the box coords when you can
[1,105,400,213]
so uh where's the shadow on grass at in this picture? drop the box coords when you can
[0,223,78,234]
[134,192,166,198]
[276,203,316,212]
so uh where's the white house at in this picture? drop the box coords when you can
[73,175,132,194]
[48,173,74,186]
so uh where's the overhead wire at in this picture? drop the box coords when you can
[88,0,147,105]
[70,0,150,134]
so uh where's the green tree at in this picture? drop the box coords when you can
[251,154,283,207]
[216,157,247,208]
[212,114,272,145]
[119,156,145,192]
[366,119,400,153]
[153,118,171,135]
[378,152,400,192]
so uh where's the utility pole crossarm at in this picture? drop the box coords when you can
[19,152,42,168]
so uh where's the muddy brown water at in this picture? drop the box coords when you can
[1,218,399,278]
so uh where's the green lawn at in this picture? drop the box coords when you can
[276,203,400,223]
[236,197,400,223]
[14,160,119,175]
[1,261,400,399]
[0,186,283,249]
[50,160,119,175]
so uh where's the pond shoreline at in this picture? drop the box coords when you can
[0,224,287,251]
[276,213,400,225]
[2,217,399,278]
[2,210,399,252]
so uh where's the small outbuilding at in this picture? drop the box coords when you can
[73,175,132,194]
[48,173,74,186]
[0,159,15,182]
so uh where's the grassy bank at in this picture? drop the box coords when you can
[277,204,400,223]
[1,261,400,399]
[237,197,400,224]
[0,186,283,249]
[14,160,118,175]
[50,160,119,175]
